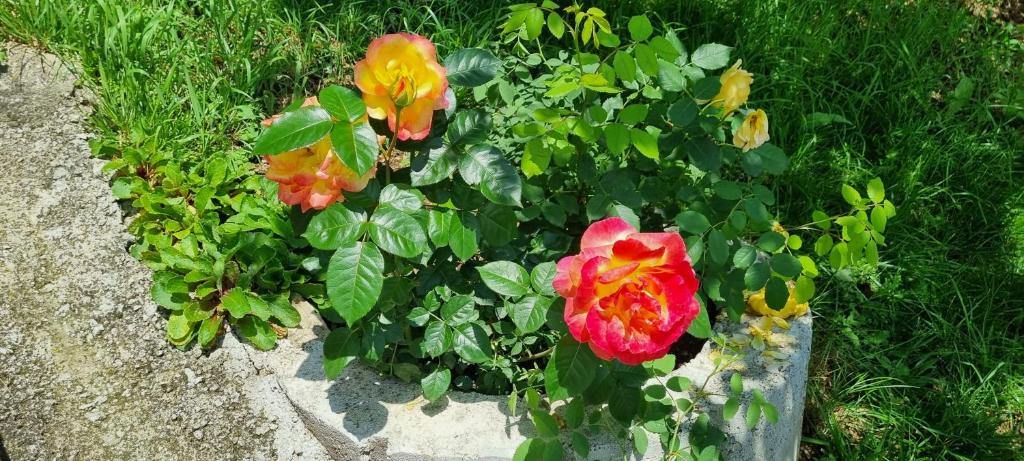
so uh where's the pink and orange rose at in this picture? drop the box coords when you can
[262,97,375,212]
[553,218,701,365]
[355,33,450,141]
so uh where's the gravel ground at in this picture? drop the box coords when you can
[0,43,282,460]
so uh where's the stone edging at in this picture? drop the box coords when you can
[241,301,811,460]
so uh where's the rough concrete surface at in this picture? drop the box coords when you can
[0,43,328,460]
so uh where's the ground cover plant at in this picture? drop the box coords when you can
[1,0,1021,459]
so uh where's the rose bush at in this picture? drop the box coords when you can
[120,3,896,459]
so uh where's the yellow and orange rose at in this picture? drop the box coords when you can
[552,218,701,365]
[733,108,769,152]
[355,33,450,141]
[262,98,375,212]
[710,60,753,115]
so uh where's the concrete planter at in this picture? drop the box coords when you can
[244,302,811,460]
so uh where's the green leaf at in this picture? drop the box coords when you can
[221,289,256,319]
[166,313,192,341]
[318,85,365,123]
[631,426,649,455]
[814,235,834,256]
[554,336,598,393]
[657,60,685,92]
[745,261,771,290]
[684,137,721,172]
[447,109,492,146]
[687,298,712,338]
[630,127,659,159]
[368,206,428,258]
[650,36,680,61]
[453,323,493,363]
[692,77,722,100]
[564,399,585,429]
[449,212,479,261]
[479,204,517,246]
[733,245,757,269]
[708,229,729,265]
[745,399,762,429]
[666,376,691,392]
[634,44,659,76]
[619,104,649,125]
[724,397,740,419]
[730,373,743,394]
[531,262,557,296]
[267,295,301,328]
[627,15,653,41]
[794,276,815,303]
[867,177,885,203]
[323,327,361,379]
[441,295,478,326]
[152,271,189,310]
[477,261,531,297]
[531,410,559,437]
[613,51,637,82]
[198,316,222,347]
[411,140,458,186]
[237,316,276,350]
[841,184,862,206]
[522,137,551,177]
[407,307,431,326]
[253,106,333,155]
[421,368,451,401]
[668,98,698,127]
[676,210,711,234]
[303,203,366,250]
[524,7,544,39]
[547,11,565,38]
[604,123,630,155]
[331,121,379,176]
[752,143,788,175]
[689,43,733,70]
[643,355,675,376]
[764,277,790,310]
[871,206,888,233]
[572,432,589,458]
[757,232,787,252]
[423,321,452,357]
[812,210,832,230]
[326,241,385,325]
[378,184,422,212]
[608,387,642,423]
[445,48,500,87]
[510,295,552,333]
[770,254,803,278]
[459,145,523,206]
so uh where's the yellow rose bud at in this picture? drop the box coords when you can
[733,109,769,152]
[710,60,753,115]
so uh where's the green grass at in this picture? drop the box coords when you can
[2,0,1022,459]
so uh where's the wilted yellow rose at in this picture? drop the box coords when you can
[354,33,450,141]
[733,109,769,151]
[710,60,753,115]
[747,282,809,319]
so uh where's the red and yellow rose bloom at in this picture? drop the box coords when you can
[355,33,450,141]
[262,98,375,212]
[552,218,701,365]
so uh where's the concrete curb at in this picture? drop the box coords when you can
[247,302,811,460]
